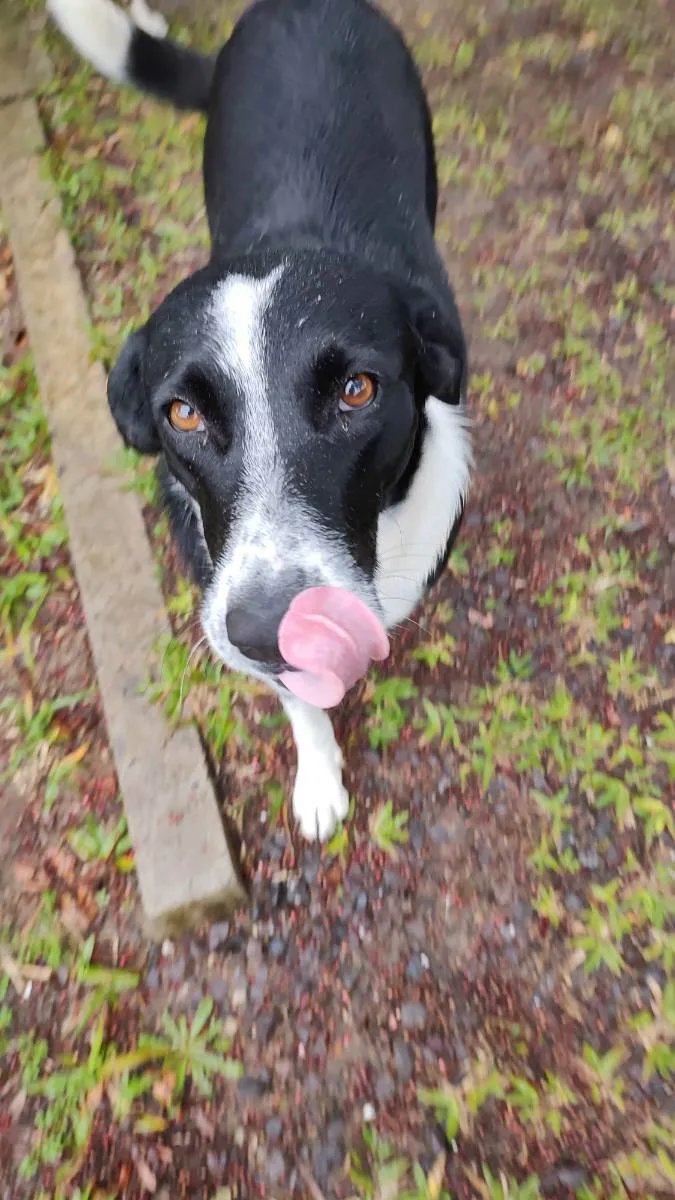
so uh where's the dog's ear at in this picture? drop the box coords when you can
[107,328,161,454]
[407,284,467,406]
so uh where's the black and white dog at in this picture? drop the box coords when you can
[47,0,472,840]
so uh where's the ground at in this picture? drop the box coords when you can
[1,0,674,1197]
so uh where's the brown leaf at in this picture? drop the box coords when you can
[136,1159,158,1194]
[45,846,78,887]
[60,894,90,941]
[152,1071,176,1108]
[19,962,52,982]
[192,1108,215,1141]
[14,861,49,892]
[467,608,494,630]
[0,950,24,992]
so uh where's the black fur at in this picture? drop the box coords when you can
[101,0,469,633]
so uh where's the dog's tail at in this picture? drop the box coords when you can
[46,0,215,112]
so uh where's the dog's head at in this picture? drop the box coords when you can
[108,250,469,705]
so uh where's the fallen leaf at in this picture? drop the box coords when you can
[9,1089,27,1120]
[134,1115,168,1135]
[152,1071,176,1108]
[0,950,24,992]
[45,846,78,887]
[60,893,90,941]
[19,963,52,982]
[468,608,494,630]
[193,1108,215,1141]
[602,124,623,150]
[14,861,49,892]
[135,1158,157,1194]
[59,741,91,770]
[427,1152,447,1199]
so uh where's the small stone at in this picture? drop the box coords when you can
[209,977,228,1004]
[288,876,311,907]
[271,880,288,908]
[375,1073,395,1103]
[312,1120,345,1184]
[406,952,428,981]
[393,1039,414,1080]
[409,819,425,852]
[401,1001,427,1030]
[167,957,186,984]
[256,1007,282,1044]
[266,1149,286,1186]
[237,1072,270,1101]
[362,1102,376,1122]
[266,1116,283,1142]
[269,935,286,959]
[208,921,230,952]
[302,851,320,883]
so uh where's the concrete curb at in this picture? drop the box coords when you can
[0,98,246,936]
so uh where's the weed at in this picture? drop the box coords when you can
[21,1015,112,1181]
[369,801,409,856]
[418,1061,505,1142]
[412,633,456,669]
[580,1044,626,1111]
[130,996,242,1101]
[630,978,675,1082]
[0,688,95,779]
[21,997,241,1180]
[67,813,131,868]
[505,1071,577,1138]
[464,1167,543,1200]
[366,677,418,750]
[348,1127,408,1198]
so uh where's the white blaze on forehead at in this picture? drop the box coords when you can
[210,266,285,498]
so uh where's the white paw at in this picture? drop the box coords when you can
[292,754,349,841]
[130,0,169,38]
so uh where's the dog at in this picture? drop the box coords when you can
[47,0,472,840]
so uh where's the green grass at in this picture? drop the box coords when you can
[16,4,675,1195]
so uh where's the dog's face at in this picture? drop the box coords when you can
[108,251,466,684]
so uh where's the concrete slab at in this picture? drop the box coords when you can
[0,2,52,101]
[0,98,246,937]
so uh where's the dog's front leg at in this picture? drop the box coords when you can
[281,695,349,840]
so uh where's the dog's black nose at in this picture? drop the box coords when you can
[226,580,300,668]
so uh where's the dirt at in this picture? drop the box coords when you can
[1,1,674,1198]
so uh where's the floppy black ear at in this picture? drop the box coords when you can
[408,286,467,406]
[107,329,161,454]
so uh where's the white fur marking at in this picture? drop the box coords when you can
[202,268,380,678]
[210,268,284,502]
[282,696,349,840]
[47,0,133,81]
[375,398,472,626]
[129,0,168,38]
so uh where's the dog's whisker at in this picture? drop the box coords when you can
[179,635,209,711]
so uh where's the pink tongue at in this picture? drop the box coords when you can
[278,587,390,709]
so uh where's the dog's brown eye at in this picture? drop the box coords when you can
[168,400,204,433]
[339,373,377,411]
